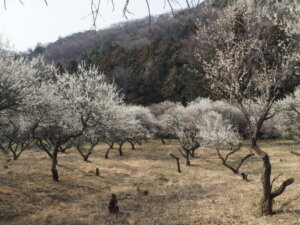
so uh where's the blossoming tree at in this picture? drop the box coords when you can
[196,0,300,215]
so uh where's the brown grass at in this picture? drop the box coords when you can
[1,140,300,225]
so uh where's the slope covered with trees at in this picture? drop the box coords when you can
[32,4,220,105]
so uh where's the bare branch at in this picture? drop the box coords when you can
[236,153,254,172]
[290,150,300,156]
[271,178,294,199]
[271,172,283,187]
[224,143,242,161]
[177,147,187,159]
[145,0,151,31]
[215,146,253,181]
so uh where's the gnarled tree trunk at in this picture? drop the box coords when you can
[252,140,294,215]
[51,145,59,182]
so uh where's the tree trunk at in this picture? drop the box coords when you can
[250,127,293,216]
[118,143,123,156]
[109,142,114,149]
[170,154,181,173]
[105,148,111,159]
[84,151,92,162]
[10,147,24,160]
[249,131,272,215]
[259,149,273,215]
[250,132,272,215]
[161,138,165,145]
[51,146,59,182]
[130,142,135,150]
[12,152,18,160]
[186,151,191,166]
[251,142,275,215]
[191,149,195,158]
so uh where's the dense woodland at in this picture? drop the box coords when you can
[28,3,225,105]
[29,0,299,106]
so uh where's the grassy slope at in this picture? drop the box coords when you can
[0,140,300,225]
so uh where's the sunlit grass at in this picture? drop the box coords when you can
[0,139,300,225]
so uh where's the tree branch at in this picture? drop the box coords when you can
[271,178,294,199]
[290,150,300,156]
[170,153,181,173]
[271,172,283,187]
[215,146,253,181]
[177,147,187,158]
[236,153,254,172]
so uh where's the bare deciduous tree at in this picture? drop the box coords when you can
[2,0,202,29]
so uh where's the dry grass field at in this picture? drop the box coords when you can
[1,140,300,225]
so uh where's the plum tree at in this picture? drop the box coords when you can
[195,0,299,215]
[29,63,122,181]
[167,104,201,165]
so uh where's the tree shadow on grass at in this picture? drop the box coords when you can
[274,194,300,215]
[274,209,300,215]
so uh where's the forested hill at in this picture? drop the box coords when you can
[33,1,228,105]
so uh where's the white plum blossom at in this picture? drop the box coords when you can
[275,86,300,142]
[195,0,299,215]
[167,104,201,165]
[196,111,240,149]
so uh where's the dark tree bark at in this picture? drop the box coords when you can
[290,150,300,156]
[4,138,32,161]
[12,150,25,160]
[11,149,24,160]
[96,168,100,176]
[186,150,190,166]
[251,133,294,215]
[58,144,72,153]
[51,145,59,182]
[77,147,93,162]
[105,142,123,158]
[105,147,111,159]
[161,138,166,145]
[215,145,253,181]
[170,154,181,173]
[129,141,135,150]
[109,142,114,149]
[118,143,123,156]
[177,147,191,166]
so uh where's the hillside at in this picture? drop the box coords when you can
[32,4,218,105]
